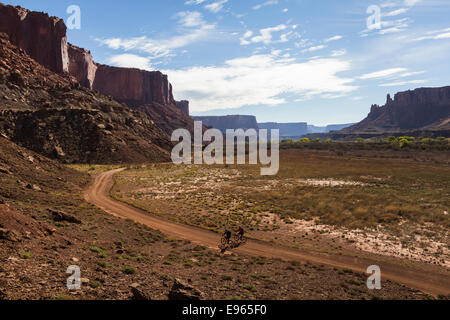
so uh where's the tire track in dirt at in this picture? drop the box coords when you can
[85,168,450,297]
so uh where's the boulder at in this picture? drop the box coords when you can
[168,278,204,301]
[0,227,18,242]
[49,209,82,224]
[130,283,151,300]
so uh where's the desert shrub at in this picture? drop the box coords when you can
[122,266,136,275]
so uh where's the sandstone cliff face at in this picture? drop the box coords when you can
[343,87,450,133]
[193,115,259,133]
[176,100,189,115]
[0,4,69,74]
[68,44,97,89]
[92,65,174,106]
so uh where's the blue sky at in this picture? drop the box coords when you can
[5,0,450,125]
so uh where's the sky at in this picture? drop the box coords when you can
[5,0,450,125]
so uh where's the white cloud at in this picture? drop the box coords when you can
[324,35,343,43]
[164,55,357,112]
[241,24,288,45]
[204,0,228,13]
[239,30,253,45]
[282,8,289,13]
[108,54,153,70]
[413,28,450,41]
[185,0,208,5]
[253,0,278,10]
[398,71,425,77]
[404,0,420,6]
[359,68,408,80]
[331,49,347,57]
[97,12,215,59]
[379,79,427,87]
[384,8,409,17]
[302,45,327,53]
[175,11,205,27]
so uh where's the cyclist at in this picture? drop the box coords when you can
[236,225,245,240]
[223,229,232,244]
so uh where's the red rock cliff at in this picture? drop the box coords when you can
[0,3,197,136]
[92,65,175,106]
[176,100,189,115]
[68,44,97,89]
[343,86,450,132]
[0,3,177,108]
[0,4,69,74]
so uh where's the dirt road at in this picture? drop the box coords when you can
[85,168,450,297]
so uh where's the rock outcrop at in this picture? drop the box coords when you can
[176,100,189,115]
[193,115,259,133]
[168,279,204,301]
[68,44,97,89]
[343,87,450,134]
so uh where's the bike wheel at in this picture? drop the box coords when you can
[221,236,228,245]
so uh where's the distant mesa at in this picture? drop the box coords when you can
[307,87,450,140]
[192,116,354,140]
[259,122,308,138]
[341,87,450,134]
[193,115,259,133]
[307,123,355,134]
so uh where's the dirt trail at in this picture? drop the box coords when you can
[85,169,450,297]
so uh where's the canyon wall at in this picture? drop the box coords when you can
[0,4,69,74]
[67,44,97,89]
[92,65,174,106]
[0,3,193,136]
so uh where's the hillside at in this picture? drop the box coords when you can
[0,32,171,163]
[0,3,197,136]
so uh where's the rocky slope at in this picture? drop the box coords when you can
[0,3,196,136]
[343,87,450,134]
[0,32,171,163]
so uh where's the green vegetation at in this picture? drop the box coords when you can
[122,266,136,275]
[22,252,33,259]
[280,136,449,151]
